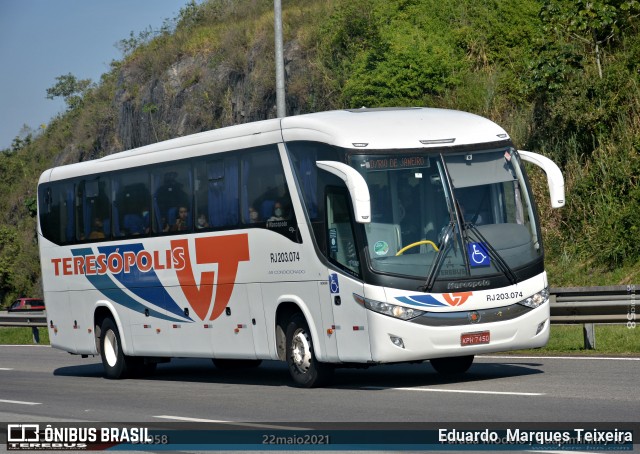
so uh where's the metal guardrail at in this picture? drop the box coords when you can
[0,285,636,348]
[550,285,636,324]
[549,285,637,349]
[0,311,47,344]
[0,311,47,327]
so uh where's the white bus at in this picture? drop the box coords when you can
[37,108,564,387]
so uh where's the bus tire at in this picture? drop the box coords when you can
[285,313,333,388]
[212,359,262,369]
[100,317,134,379]
[430,355,474,375]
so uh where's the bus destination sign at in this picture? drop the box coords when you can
[363,156,429,170]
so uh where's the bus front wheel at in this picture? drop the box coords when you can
[100,318,134,379]
[285,313,333,388]
[430,355,474,375]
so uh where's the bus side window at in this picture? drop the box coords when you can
[40,182,73,245]
[153,166,191,233]
[242,147,293,222]
[287,141,344,252]
[326,189,360,277]
[79,177,111,241]
[114,172,150,237]
[241,145,299,242]
[75,181,84,241]
[38,185,52,242]
[194,157,239,229]
[194,161,208,229]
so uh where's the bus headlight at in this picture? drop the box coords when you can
[353,294,425,320]
[518,288,549,309]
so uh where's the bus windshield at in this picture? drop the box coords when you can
[350,148,541,285]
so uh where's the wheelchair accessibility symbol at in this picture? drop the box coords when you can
[468,242,490,267]
[329,273,340,294]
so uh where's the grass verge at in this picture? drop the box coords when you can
[1,325,637,356]
[0,327,50,345]
[505,324,639,356]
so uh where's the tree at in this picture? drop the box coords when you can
[540,0,640,79]
[8,125,37,153]
[0,226,19,304]
[46,73,93,110]
[11,135,31,153]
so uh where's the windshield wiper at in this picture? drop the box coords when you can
[463,222,518,286]
[421,222,454,292]
[421,157,472,292]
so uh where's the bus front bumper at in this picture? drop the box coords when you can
[366,302,550,363]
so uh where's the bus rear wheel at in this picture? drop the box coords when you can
[430,355,474,375]
[285,313,333,388]
[100,318,136,379]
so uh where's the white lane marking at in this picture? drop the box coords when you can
[0,399,42,405]
[363,386,543,396]
[0,368,14,370]
[0,344,49,347]
[154,415,308,430]
[482,355,640,361]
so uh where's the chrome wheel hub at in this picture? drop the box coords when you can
[291,328,311,373]
[104,330,118,367]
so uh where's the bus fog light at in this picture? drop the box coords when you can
[390,335,405,348]
[536,321,546,335]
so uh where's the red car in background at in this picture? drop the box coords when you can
[7,298,45,312]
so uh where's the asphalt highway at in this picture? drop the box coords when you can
[1,345,638,422]
[0,345,638,452]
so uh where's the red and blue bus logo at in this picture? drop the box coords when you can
[396,292,472,308]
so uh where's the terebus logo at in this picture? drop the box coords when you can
[50,234,250,322]
[395,292,473,308]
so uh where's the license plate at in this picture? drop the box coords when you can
[461,331,490,346]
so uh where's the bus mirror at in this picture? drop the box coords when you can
[518,150,565,209]
[316,161,371,223]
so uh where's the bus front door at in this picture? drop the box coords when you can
[325,189,372,363]
[326,271,371,362]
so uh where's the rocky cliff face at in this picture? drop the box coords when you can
[111,38,319,153]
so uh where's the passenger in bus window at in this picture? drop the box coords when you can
[170,206,190,231]
[156,171,189,227]
[196,213,209,229]
[88,217,105,239]
[267,201,286,221]
[248,206,260,223]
